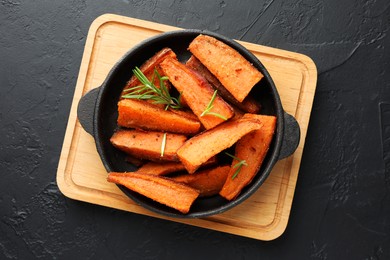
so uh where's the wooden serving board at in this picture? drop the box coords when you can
[57,14,317,241]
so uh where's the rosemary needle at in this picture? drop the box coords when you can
[225,152,248,179]
[160,133,167,157]
[200,90,228,120]
[122,67,181,110]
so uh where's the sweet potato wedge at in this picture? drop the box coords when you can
[188,35,263,102]
[172,165,230,197]
[220,114,277,200]
[117,99,201,135]
[177,116,263,173]
[168,107,199,122]
[136,156,218,176]
[160,56,234,130]
[121,48,177,98]
[125,155,145,167]
[135,161,186,176]
[186,55,261,113]
[107,172,199,214]
[110,129,187,162]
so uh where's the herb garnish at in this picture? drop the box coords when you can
[122,67,182,110]
[200,90,228,120]
[225,152,247,179]
[160,133,167,157]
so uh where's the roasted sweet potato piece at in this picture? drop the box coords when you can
[188,35,263,102]
[177,116,263,173]
[107,172,199,214]
[110,129,187,162]
[172,165,230,197]
[125,155,145,167]
[220,114,277,200]
[136,156,218,176]
[160,56,234,130]
[117,99,201,135]
[168,107,199,122]
[186,55,261,114]
[121,48,177,98]
[135,161,186,176]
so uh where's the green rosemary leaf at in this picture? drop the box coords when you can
[225,152,248,179]
[133,68,149,86]
[121,94,152,99]
[200,90,227,120]
[205,112,228,121]
[231,167,241,180]
[123,85,145,92]
[160,133,167,157]
[121,67,182,110]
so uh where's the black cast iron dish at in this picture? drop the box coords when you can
[77,29,300,218]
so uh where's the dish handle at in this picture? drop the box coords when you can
[77,87,100,136]
[279,112,301,159]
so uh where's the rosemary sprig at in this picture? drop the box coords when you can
[225,152,248,179]
[160,133,167,157]
[200,90,228,120]
[122,67,182,110]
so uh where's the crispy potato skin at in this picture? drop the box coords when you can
[188,35,263,102]
[172,165,230,197]
[117,99,201,135]
[160,56,234,130]
[220,114,277,200]
[110,129,187,162]
[177,116,263,173]
[186,55,261,114]
[107,172,199,214]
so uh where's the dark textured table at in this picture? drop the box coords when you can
[1,1,389,259]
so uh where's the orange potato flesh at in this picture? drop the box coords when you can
[168,107,199,122]
[117,99,201,135]
[188,35,263,102]
[135,156,218,176]
[186,55,261,114]
[177,116,263,173]
[110,129,187,162]
[107,172,199,214]
[135,161,186,176]
[172,165,230,197]
[160,56,234,130]
[219,114,277,200]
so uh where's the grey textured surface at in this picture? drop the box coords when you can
[0,0,389,259]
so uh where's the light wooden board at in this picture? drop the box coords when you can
[56,14,317,241]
